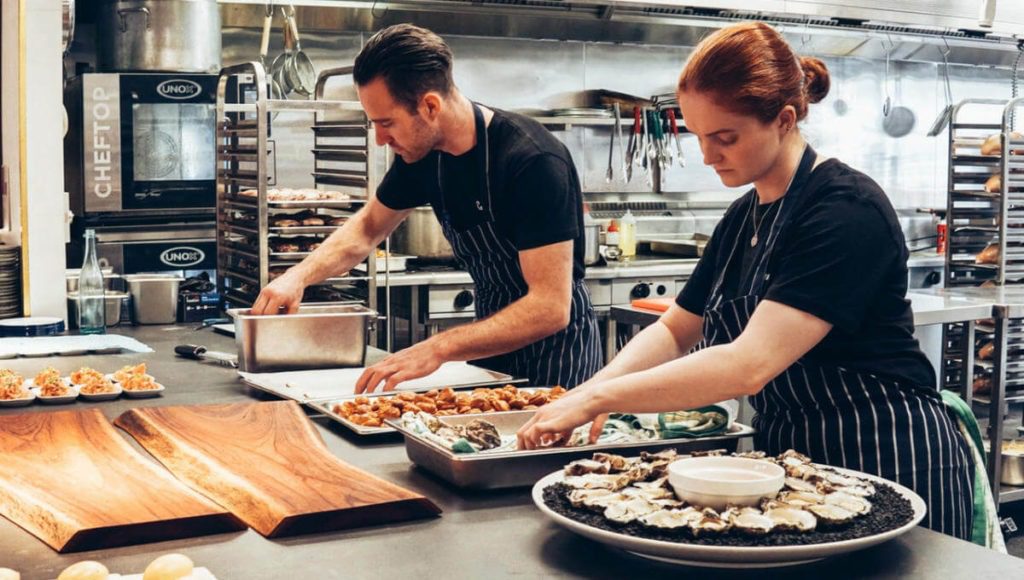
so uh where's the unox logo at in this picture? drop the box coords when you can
[156,79,202,100]
[160,246,205,268]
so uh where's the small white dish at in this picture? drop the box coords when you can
[29,383,79,404]
[0,390,36,407]
[668,456,785,510]
[121,382,165,399]
[78,382,123,401]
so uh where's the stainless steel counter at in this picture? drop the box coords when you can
[3,326,1021,579]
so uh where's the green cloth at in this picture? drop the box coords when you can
[657,405,730,438]
[941,390,1005,551]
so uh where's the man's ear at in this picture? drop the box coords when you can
[420,92,444,122]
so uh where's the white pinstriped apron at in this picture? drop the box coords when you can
[697,146,974,539]
[433,104,601,389]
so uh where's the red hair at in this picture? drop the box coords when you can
[678,22,830,124]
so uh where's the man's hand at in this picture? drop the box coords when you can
[251,271,305,315]
[354,340,446,394]
[515,388,600,450]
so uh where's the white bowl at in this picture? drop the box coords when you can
[668,456,785,510]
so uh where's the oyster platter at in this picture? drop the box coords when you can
[533,448,926,568]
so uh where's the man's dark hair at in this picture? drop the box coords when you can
[353,24,455,112]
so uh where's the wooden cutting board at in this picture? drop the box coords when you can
[0,409,242,552]
[115,401,441,537]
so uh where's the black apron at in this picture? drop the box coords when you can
[697,145,974,539]
[433,104,601,389]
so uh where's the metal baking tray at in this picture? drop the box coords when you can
[239,361,519,404]
[387,410,756,489]
[308,383,542,436]
[267,198,364,209]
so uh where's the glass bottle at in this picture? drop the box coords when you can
[78,229,106,334]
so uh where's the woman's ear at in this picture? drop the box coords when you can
[777,105,797,134]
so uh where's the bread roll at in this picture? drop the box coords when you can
[985,174,1002,193]
[328,216,348,226]
[142,553,194,580]
[301,216,325,226]
[970,377,987,395]
[981,131,1024,156]
[978,341,995,360]
[273,219,301,228]
[57,561,109,580]
[976,243,1000,265]
[0,568,20,580]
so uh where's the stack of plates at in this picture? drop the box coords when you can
[0,316,65,337]
[0,246,21,319]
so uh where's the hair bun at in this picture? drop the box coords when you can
[800,56,830,104]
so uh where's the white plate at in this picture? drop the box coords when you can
[531,464,927,568]
[0,390,35,406]
[29,383,79,404]
[121,382,165,398]
[78,382,123,401]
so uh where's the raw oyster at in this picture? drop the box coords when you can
[604,497,661,524]
[592,452,633,472]
[729,507,776,536]
[461,419,502,450]
[765,507,817,532]
[784,462,819,480]
[621,483,676,502]
[784,476,820,494]
[640,449,678,462]
[834,484,876,498]
[691,507,731,535]
[805,502,856,525]
[690,449,727,458]
[640,507,701,529]
[734,450,768,460]
[816,470,864,488]
[565,459,611,476]
[564,472,632,491]
[569,488,618,509]
[824,491,872,515]
[777,449,813,464]
[777,491,825,507]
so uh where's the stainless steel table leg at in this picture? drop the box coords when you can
[606,318,617,364]
[409,287,420,346]
[988,316,1009,502]
[963,321,975,406]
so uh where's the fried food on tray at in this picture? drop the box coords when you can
[113,363,147,384]
[79,377,117,395]
[332,384,567,427]
[70,367,103,386]
[0,370,28,400]
[123,373,159,392]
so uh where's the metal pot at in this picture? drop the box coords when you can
[583,224,601,266]
[391,207,455,261]
[97,0,221,73]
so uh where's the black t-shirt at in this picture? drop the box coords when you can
[375,107,586,280]
[676,158,936,389]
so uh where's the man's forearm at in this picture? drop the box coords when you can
[426,294,567,363]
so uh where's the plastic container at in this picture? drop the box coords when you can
[619,210,637,258]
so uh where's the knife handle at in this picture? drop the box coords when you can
[175,344,207,360]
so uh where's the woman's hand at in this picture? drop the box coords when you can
[516,387,603,450]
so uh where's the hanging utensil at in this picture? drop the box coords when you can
[615,103,627,181]
[668,109,685,167]
[928,38,955,137]
[626,106,640,183]
[284,4,316,98]
[605,108,615,184]
[270,9,293,97]
[881,37,916,138]
[631,106,644,169]
[259,4,284,102]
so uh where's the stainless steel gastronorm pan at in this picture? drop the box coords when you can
[229,304,376,372]
[388,410,756,490]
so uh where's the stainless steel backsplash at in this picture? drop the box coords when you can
[220,26,1015,242]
